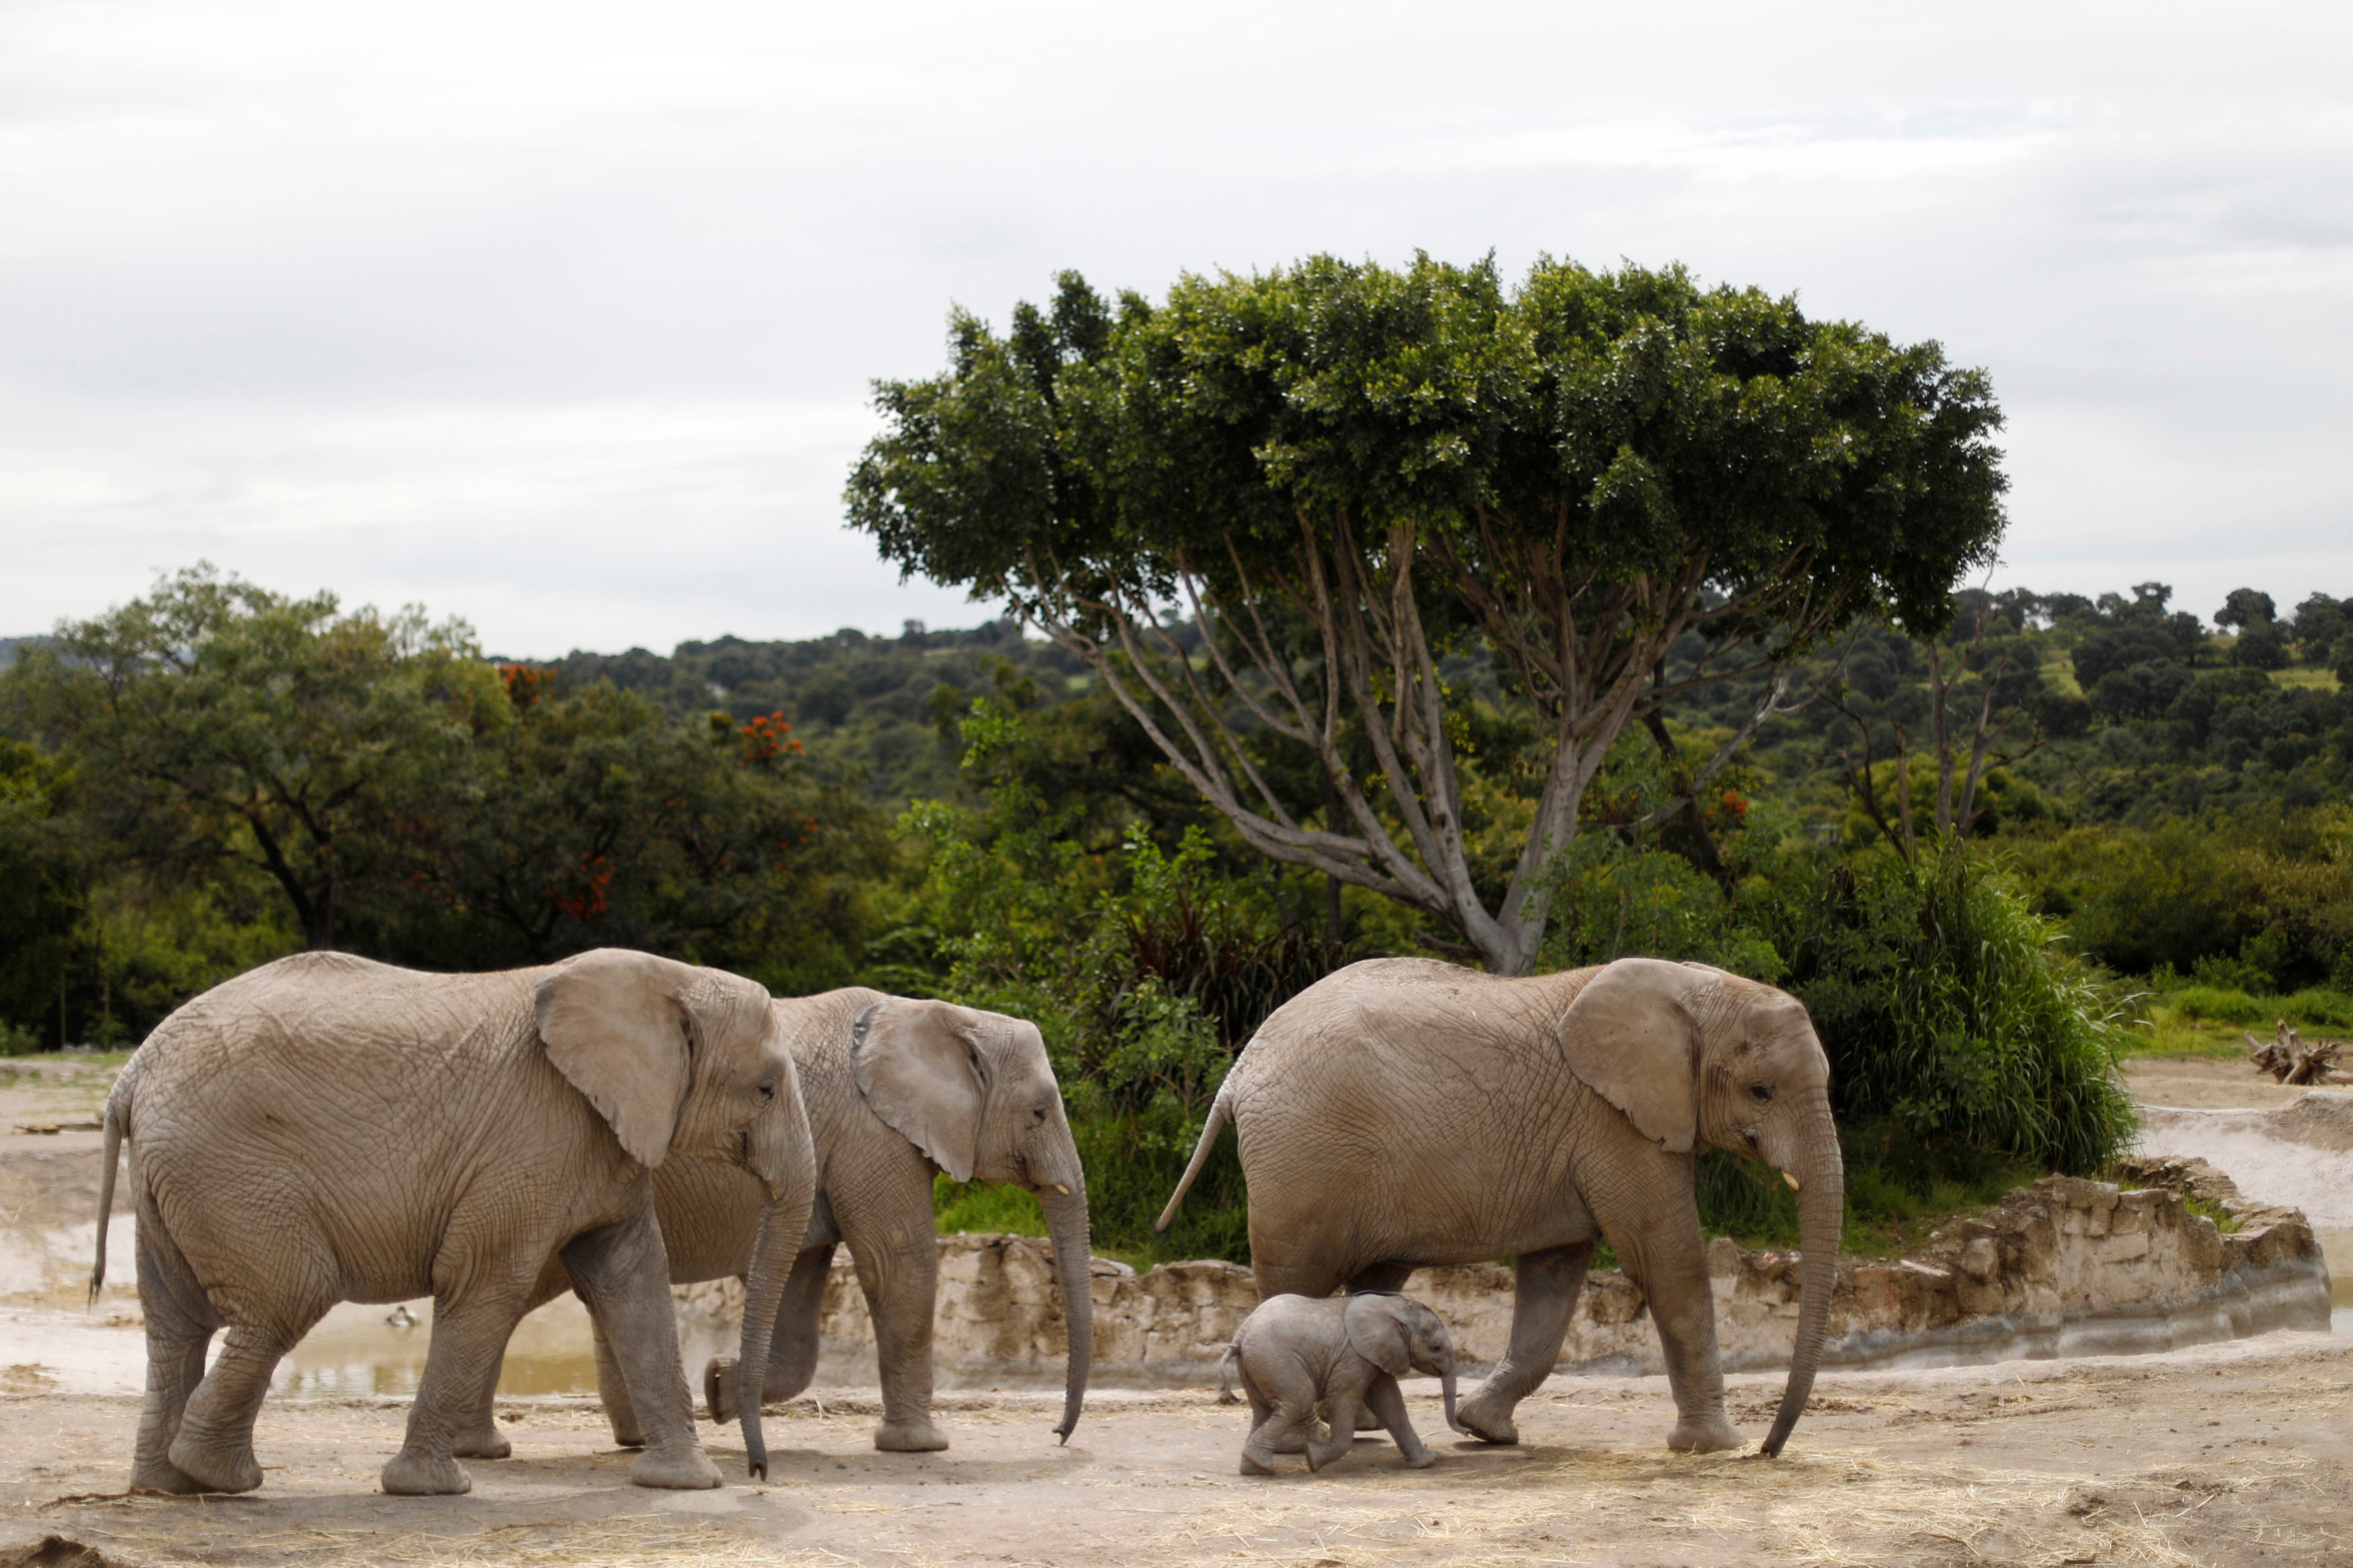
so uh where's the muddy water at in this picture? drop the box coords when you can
[270,1294,744,1399]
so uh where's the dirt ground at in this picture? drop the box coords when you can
[5,1337,2350,1568]
[3,1050,2348,1567]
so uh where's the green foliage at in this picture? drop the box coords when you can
[0,739,85,1038]
[2165,985,2353,1030]
[1749,839,2137,1175]
[849,254,2008,973]
[6,565,493,950]
[1540,836,1784,979]
[933,1174,1046,1237]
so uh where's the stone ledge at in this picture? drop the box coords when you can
[680,1161,2330,1380]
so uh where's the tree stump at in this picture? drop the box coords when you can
[2245,1020,2348,1085]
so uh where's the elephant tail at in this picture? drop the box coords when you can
[1213,1342,1240,1405]
[89,1089,126,1307]
[1154,1078,1235,1233]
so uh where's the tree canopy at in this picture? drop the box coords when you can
[849,255,2009,971]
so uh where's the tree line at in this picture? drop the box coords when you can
[7,252,2345,1260]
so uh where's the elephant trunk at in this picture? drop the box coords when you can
[737,1097,815,1481]
[1761,1104,1844,1458]
[1039,1182,1094,1444]
[1441,1362,1466,1435]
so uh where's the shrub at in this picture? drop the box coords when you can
[1748,839,2137,1175]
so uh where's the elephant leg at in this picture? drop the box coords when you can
[1308,1385,1358,1472]
[386,1284,534,1496]
[1341,1266,1414,1430]
[1236,1365,1279,1475]
[842,1223,945,1452]
[590,1310,645,1448]
[1364,1372,1433,1468]
[705,1243,836,1426]
[168,1311,319,1495]
[1244,1366,1320,1475]
[1617,1229,1737,1453]
[1455,1241,1593,1445]
[129,1220,218,1494]
[561,1207,721,1490]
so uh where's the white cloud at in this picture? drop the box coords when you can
[2,0,2349,647]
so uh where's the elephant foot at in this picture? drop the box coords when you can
[1399,1446,1437,1470]
[873,1418,949,1453]
[164,1433,263,1495]
[1238,1449,1277,1477]
[450,1423,512,1460]
[1450,1391,1520,1446]
[1305,1438,1353,1473]
[704,1356,739,1426]
[381,1448,472,1495]
[128,1457,210,1495]
[630,1444,723,1490]
[1269,1421,1327,1455]
[1666,1415,1742,1454]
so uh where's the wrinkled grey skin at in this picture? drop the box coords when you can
[1160,956,1843,1458]
[1228,1293,1465,1475]
[554,990,1092,1459]
[89,949,815,1497]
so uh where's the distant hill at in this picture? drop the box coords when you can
[526,619,1090,803]
[0,636,48,670]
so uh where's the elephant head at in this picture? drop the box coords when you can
[850,997,1093,1444]
[1561,957,1843,1458]
[1345,1294,1467,1436]
[534,949,817,1479]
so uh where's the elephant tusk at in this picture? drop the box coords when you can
[1049,1184,1071,1196]
[1782,1170,1802,1192]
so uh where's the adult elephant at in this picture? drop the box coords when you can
[573,989,1094,1454]
[1157,956,1843,1458]
[91,949,815,1497]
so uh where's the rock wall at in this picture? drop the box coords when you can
[680,1160,2331,1385]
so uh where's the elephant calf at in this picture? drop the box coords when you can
[1226,1292,1465,1475]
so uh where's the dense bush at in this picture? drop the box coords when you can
[1747,840,2137,1175]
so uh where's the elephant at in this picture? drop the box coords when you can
[547,988,1093,1458]
[1158,956,1843,1458]
[1224,1291,1466,1475]
[88,948,816,1497]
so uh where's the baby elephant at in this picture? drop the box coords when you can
[1226,1292,1466,1475]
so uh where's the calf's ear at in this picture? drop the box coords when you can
[1343,1296,1415,1378]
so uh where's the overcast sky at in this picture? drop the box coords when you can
[3,1,2348,656]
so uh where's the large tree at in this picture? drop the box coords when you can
[9,566,493,950]
[850,257,2007,973]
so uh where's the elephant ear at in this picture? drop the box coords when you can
[1559,956,1702,1154]
[851,998,988,1182]
[534,948,699,1169]
[1343,1295,1415,1379]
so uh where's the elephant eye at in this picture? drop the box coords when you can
[1748,1083,1773,1104]
[757,1079,777,1102]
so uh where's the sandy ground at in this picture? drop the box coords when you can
[3,1050,2348,1567]
[5,1337,2351,1568]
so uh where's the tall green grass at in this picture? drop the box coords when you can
[1752,840,2139,1175]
